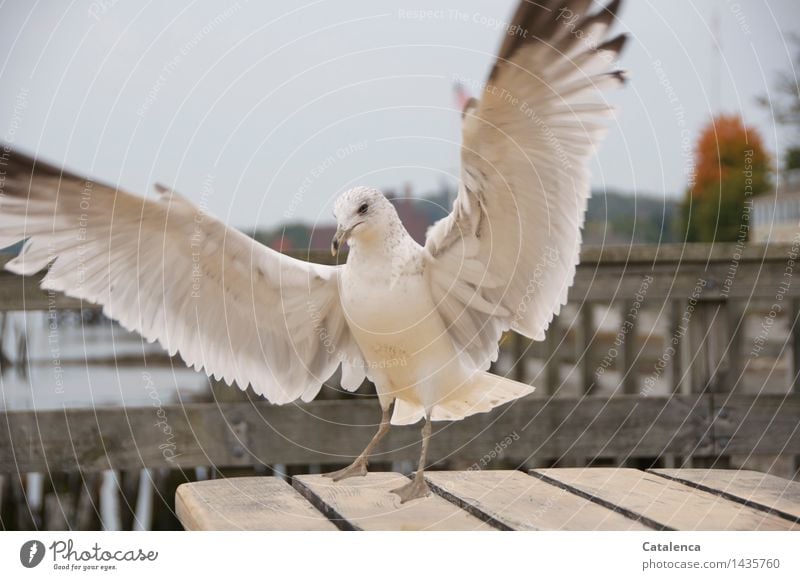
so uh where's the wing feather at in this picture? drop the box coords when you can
[0,148,366,403]
[425,0,627,370]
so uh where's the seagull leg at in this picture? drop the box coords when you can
[390,414,432,503]
[323,404,392,481]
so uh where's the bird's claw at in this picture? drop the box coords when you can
[323,458,368,481]
[390,476,431,503]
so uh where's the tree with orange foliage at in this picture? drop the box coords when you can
[681,114,772,242]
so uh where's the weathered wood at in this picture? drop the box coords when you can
[176,476,336,531]
[0,475,10,530]
[42,473,76,531]
[792,299,800,392]
[711,394,800,456]
[117,470,140,531]
[511,332,527,383]
[75,472,103,530]
[544,315,561,395]
[2,395,797,474]
[425,470,650,530]
[621,300,640,395]
[687,300,722,394]
[173,468,798,531]
[791,300,800,477]
[293,473,492,531]
[2,475,30,530]
[650,468,800,522]
[9,395,795,473]
[17,476,37,530]
[579,305,597,394]
[150,469,181,531]
[725,301,746,392]
[668,299,685,393]
[569,244,800,302]
[530,468,799,530]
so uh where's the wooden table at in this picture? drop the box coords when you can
[175,468,800,531]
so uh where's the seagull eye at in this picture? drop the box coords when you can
[357,203,369,215]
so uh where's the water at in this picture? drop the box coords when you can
[0,311,210,411]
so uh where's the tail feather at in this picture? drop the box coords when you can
[390,373,535,425]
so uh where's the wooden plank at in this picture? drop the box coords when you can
[555,241,793,301]
[293,473,492,531]
[425,470,651,531]
[711,395,800,456]
[2,395,797,474]
[175,477,336,531]
[0,396,705,473]
[531,468,799,530]
[650,469,800,522]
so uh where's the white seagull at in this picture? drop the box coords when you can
[0,0,627,502]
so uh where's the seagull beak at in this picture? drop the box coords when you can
[331,226,347,257]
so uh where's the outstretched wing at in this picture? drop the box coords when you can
[0,149,366,403]
[425,0,627,370]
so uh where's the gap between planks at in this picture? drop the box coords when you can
[648,468,800,524]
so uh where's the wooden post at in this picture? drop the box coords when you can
[579,304,597,394]
[669,299,685,394]
[544,316,561,396]
[42,473,75,531]
[621,301,640,395]
[792,299,800,479]
[0,475,9,530]
[117,470,140,531]
[688,299,730,393]
[512,332,527,383]
[686,297,731,468]
[790,299,800,393]
[75,472,103,530]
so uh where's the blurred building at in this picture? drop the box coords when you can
[752,170,800,243]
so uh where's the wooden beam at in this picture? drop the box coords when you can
[1,395,796,474]
[711,394,800,456]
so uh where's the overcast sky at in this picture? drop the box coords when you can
[0,0,797,230]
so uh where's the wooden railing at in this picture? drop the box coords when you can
[2,395,797,473]
[1,244,799,529]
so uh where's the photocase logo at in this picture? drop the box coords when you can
[20,540,46,568]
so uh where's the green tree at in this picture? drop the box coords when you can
[681,114,772,242]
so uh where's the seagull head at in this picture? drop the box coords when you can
[331,186,397,256]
